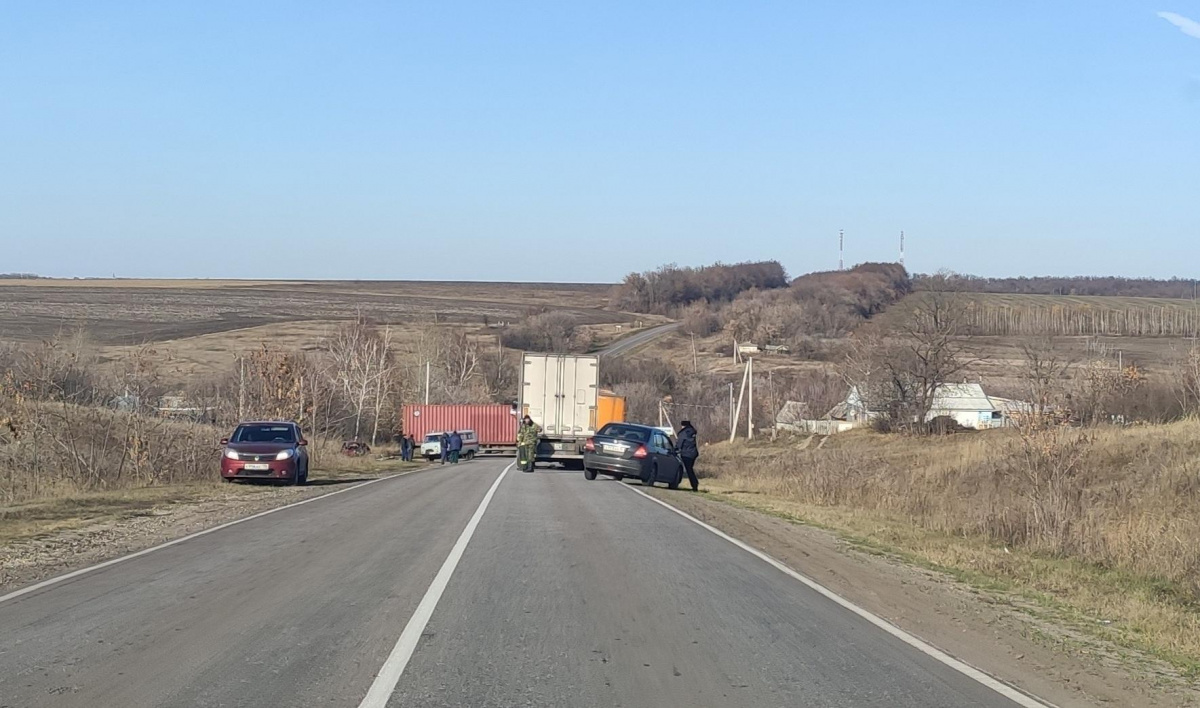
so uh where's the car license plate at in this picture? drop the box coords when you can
[602,444,626,454]
[243,463,270,471]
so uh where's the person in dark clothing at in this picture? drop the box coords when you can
[439,433,450,465]
[448,431,463,464]
[676,420,700,491]
[400,435,412,462]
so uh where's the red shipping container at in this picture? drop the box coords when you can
[401,404,519,447]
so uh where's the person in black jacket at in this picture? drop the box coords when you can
[676,420,700,491]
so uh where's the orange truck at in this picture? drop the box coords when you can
[596,389,627,430]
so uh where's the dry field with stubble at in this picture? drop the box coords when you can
[0,279,621,344]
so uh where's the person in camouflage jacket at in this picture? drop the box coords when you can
[516,415,540,472]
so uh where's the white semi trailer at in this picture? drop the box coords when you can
[519,353,600,468]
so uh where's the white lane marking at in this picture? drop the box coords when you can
[358,462,512,708]
[0,467,434,606]
[621,484,1056,708]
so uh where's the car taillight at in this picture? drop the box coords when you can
[633,445,648,459]
[584,438,595,452]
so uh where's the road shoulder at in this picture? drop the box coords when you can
[643,486,1200,708]
[0,463,429,593]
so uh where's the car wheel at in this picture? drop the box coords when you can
[298,465,309,486]
[667,467,681,490]
[584,467,597,481]
[465,450,475,460]
[641,462,656,487]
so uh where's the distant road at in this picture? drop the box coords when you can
[0,459,1039,707]
[599,321,682,358]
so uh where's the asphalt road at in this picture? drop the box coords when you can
[599,322,682,358]
[0,459,1041,708]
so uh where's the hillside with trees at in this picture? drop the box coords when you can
[610,261,789,313]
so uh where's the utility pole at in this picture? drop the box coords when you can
[900,230,905,268]
[839,230,844,271]
[747,357,754,440]
[237,356,245,421]
[768,368,776,442]
[730,362,750,443]
[691,332,699,373]
[729,382,734,434]
[425,361,431,405]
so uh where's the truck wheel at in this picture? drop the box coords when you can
[584,467,597,481]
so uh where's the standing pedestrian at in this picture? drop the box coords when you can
[400,434,412,462]
[516,415,540,472]
[439,432,450,465]
[406,435,417,462]
[676,420,700,491]
[448,430,463,464]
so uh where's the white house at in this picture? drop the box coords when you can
[825,383,1011,430]
[926,383,1002,430]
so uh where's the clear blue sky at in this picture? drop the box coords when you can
[2,2,1197,281]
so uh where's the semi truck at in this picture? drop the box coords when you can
[519,353,626,467]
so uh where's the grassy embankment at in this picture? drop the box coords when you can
[698,421,1200,675]
[0,424,422,547]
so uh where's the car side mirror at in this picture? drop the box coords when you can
[299,439,308,446]
[219,438,229,446]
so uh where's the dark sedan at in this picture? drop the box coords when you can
[220,421,310,484]
[582,422,683,488]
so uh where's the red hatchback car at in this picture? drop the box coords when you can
[220,421,310,485]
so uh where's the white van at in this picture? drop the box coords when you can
[421,430,480,461]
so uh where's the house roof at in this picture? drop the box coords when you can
[929,383,994,412]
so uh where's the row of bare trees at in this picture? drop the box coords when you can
[917,272,1200,299]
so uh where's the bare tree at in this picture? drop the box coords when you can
[1019,337,1074,425]
[324,319,393,441]
[369,326,398,445]
[1173,340,1200,416]
[885,289,980,430]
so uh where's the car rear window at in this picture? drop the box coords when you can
[598,424,649,443]
[232,425,296,443]
[424,434,441,442]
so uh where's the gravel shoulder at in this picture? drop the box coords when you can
[645,486,1200,708]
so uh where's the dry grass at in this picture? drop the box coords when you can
[0,452,422,546]
[699,422,1200,673]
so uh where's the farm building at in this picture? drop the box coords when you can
[926,383,1002,430]
[818,383,1025,431]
